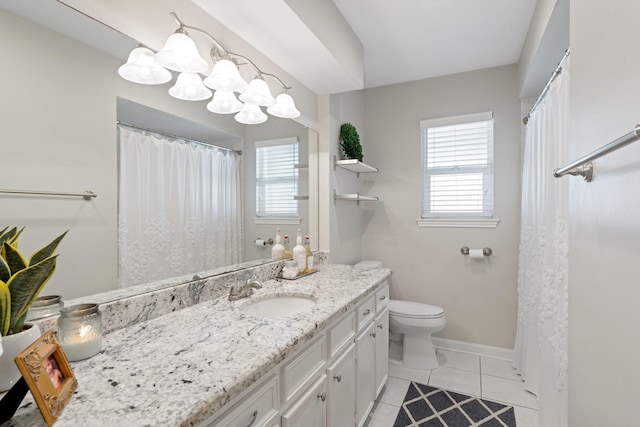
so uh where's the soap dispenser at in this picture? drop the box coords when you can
[271,228,285,260]
[292,229,306,273]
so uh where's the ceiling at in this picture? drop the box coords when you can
[3,0,543,95]
[332,0,539,88]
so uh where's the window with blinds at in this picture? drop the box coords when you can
[256,137,299,217]
[420,112,494,218]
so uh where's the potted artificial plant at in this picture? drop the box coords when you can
[339,123,364,162]
[0,226,66,391]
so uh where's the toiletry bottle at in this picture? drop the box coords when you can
[283,235,292,259]
[271,228,285,260]
[292,229,306,273]
[304,236,314,272]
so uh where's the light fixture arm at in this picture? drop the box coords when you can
[169,12,293,91]
[170,12,230,57]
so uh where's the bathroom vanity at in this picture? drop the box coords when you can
[3,264,391,427]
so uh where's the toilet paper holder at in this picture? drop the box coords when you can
[460,246,492,256]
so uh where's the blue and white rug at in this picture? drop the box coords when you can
[394,382,516,426]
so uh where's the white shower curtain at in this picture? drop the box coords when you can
[515,57,569,426]
[117,126,242,287]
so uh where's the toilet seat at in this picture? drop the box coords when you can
[389,300,444,319]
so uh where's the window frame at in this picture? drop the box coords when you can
[254,137,300,222]
[417,112,499,228]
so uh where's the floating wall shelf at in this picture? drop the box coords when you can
[334,156,379,176]
[333,190,379,205]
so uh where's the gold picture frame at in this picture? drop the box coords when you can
[14,330,78,426]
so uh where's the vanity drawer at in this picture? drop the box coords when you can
[355,294,375,331]
[375,283,389,312]
[327,310,356,359]
[210,374,279,427]
[281,335,326,405]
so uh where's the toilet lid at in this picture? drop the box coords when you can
[389,300,444,319]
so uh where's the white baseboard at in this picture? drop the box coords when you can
[432,337,514,361]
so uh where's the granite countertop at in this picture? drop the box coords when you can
[4,264,391,427]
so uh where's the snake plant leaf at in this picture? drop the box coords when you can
[0,255,9,283]
[0,280,10,336]
[0,227,23,247]
[29,230,67,266]
[3,242,27,276]
[7,255,57,335]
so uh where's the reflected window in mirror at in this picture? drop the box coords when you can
[255,138,299,219]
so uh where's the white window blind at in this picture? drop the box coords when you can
[420,112,494,218]
[256,137,299,217]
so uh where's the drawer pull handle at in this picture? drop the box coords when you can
[370,332,377,338]
[378,323,384,329]
[334,374,342,382]
[317,392,327,401]
[380,295,387,300]
[363,309,371,315]
[246,410,258,427]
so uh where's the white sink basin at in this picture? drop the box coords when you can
[240,295,316,319]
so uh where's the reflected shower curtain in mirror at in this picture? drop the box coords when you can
[117,126,242,287]
[515,56,569,426]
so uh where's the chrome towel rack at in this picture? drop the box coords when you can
[0,189,97,200]
[553,123,640,182]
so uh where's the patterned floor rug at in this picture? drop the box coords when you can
[393,382,516,426]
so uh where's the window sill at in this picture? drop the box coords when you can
[416,218,500,228]
[254,217,302,225]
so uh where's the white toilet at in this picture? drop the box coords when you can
[388,300,446,370]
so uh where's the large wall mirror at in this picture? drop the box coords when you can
[0,0,318,303]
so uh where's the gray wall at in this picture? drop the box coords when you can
[0,9,119,298]
[568,0,640,424]
[361,65,522,349]
[328,91,366,264]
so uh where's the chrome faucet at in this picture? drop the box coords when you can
[228,278,263,301]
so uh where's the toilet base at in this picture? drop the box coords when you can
[389,333,439,370]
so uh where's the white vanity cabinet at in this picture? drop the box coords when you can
[204,374,280,427]
[281,375,327,427]
[203,282,389,427]
[355,284,390,427]
[326,344,356,427]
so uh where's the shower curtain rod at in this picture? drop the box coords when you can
[117,121,242,155]
[523,49,570,125]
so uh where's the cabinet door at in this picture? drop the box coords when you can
[355,323,376,427]
[327,344,356,427]
[281,375,327,427]
[374,308,389,399]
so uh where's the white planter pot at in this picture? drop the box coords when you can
[0,323,41,392]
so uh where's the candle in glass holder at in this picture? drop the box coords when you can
[58,304,102,361]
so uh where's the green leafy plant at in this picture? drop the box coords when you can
[339,123,364,162]
[0,227,66,336]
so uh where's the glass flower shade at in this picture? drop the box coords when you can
[238,78,276,107]
[168,73,212,101]
[207,90,243,114]
[267,92,301,118]
[203,59,248,92]
[118,47,172,85]
[235,103,267,125]
[155,32,208,73]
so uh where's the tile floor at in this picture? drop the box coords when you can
[365,349,539,427]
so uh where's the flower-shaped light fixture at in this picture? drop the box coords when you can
[117,12,300,124]
[168,72,212,101]
[118,46,172,85]
[235,102,268,125]
[207,90,243,114]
